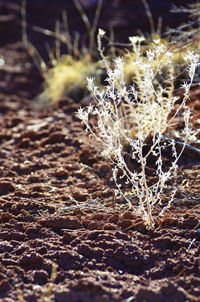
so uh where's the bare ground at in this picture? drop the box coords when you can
[0,1,200,301]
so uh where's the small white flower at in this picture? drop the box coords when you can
[98,28,106,37]
[129,36,145,45]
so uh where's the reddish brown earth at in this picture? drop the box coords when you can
[0,1,200,301]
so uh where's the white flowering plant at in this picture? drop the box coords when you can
[78,29,199,228]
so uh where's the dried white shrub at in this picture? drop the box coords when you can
[78,29,199,228]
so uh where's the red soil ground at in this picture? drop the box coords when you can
[0,1,200,301]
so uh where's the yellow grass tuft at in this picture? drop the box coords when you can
[40,55,101,103]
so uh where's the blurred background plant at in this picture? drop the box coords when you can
[164,2,200,85]
[169,2,200,53]
[123,1,200,91]
[21,0,107,104]
[21,0,200,106]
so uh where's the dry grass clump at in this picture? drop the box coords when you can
[78,29,199,228]
[39,55,101,103]
[21,0,105,104]
[36,0,104,104]
[123,2,200,88]
[24,0,200,106]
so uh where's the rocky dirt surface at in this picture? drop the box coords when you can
[0,1,200,301]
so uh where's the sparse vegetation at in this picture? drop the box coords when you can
[21,0,200,228]
[39,54,100,103]
[78,29,199,228]
[1,1,200,301]
[22,0,105,104]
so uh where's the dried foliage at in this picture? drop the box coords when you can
[78,30,199,228]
